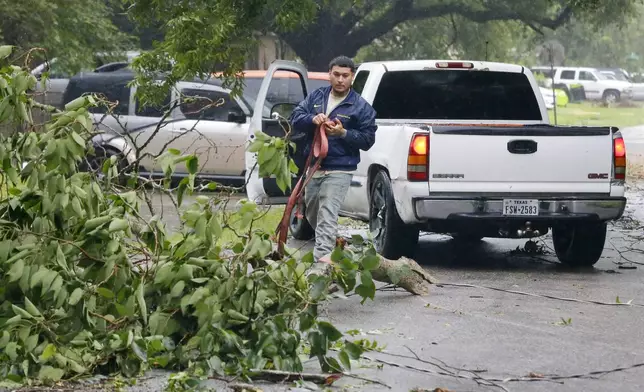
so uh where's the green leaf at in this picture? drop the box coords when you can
[0,239,12,262]
[131,341,148,362]
[108,218,129,232]
[339,349,351,370]
[322,356,343,373]
[362,254,380,270]
[318,321,343,341]
[0,45,13,59]
[70,131,86,147]
[37,366,65,382]
[69,288,84,305]
[24,297,41,317]
[56,245,68,271]
[186,156,198,174]
[64,96,88,112]
[40,343,57,361]
[5,342,18,361]
[170,280,185,298]
[344,341,364,359]
[137,281,147,326]
[7,258,25,282]
[97,287,115,299]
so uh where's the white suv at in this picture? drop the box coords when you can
[553,67,633,103]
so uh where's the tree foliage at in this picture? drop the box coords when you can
[0,0,135,73]
[0,45,389,389]
[356,1,644,72]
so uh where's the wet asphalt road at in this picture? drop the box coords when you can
[122,184,644,392]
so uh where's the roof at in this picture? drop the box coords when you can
[359,59,526,73]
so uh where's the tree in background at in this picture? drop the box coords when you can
[0,0,135,72]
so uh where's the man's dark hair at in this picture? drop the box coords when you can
[328,56,356,73]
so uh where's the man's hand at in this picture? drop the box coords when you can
[325,119,347,137]
[312,113,328,125]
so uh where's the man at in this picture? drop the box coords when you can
[289,56,378,264]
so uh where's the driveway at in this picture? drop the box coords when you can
[121,186,644,392]
[620,124,644,159]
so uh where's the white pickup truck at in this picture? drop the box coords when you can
[245,60,628,267]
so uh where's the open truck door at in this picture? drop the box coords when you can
[245,60,310,204]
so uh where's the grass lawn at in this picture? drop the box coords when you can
[548,102,644,129]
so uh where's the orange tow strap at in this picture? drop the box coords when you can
[275,120,331,257]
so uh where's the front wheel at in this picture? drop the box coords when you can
[369,171,419,259]
[552,222,607,267]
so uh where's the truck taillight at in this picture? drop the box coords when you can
[613,135,626,180]
[408,134,429,181]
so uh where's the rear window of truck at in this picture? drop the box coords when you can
[372,70,543,120]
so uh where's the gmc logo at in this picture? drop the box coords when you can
[588,173,609,179]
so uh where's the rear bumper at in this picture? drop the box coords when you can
[413,197,627,222]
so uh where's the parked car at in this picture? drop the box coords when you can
[597,68,644,101]
[246,60,627,267]
[30,51,141,108]
[552,67,633,103]
[62,68,330,186]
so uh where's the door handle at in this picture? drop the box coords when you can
[507,139,537,154]
[174,127,190,134]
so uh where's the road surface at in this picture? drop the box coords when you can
[119,187,644,392]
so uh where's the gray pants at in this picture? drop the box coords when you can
[304,171,353,261]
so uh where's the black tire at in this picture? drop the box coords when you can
[369,171,419,259]
[603,90,620,104]
[552,222,607,267]
[79,144,129,185]
[289,202,315,240]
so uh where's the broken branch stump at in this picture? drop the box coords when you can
[370,255,439,296]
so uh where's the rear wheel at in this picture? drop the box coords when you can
[603,90,620,104]
[369,171,419,259]
[289,202,315,240]
[552,222,607,267]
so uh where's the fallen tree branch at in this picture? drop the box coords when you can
[370,255,439,296]
[244,368,391,389]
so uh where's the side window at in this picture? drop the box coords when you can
[179,88,241,121]
[579,71,596,81]
[265,73,306,106]
[87,81,130,116]
[135,91,172,118]
[560,70,576,80]
[352,71,370,95]
[47,61,70,79]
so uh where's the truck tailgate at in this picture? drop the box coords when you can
[428,126,614,194]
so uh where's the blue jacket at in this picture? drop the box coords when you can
[289,86,377,171]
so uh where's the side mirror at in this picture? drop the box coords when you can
[270,102,296,120]
[227,108,246,124]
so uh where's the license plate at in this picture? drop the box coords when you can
[502,199,539,216]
